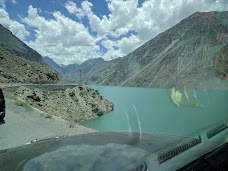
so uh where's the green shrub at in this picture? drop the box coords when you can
[4,91,17,100]
[5,91,33,112]
[14,99,33,112]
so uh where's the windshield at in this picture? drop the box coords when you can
[0,0,227,170]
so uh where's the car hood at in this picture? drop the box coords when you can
[0,129,227,171]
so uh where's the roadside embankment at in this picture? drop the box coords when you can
[14,85,114,123]
[0,98,96,150]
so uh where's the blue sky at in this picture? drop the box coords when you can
[0,0,227,64]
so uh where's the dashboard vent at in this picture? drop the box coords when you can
[158,136,201,164]
[207,122,228,139]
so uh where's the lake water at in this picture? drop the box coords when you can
[82,86,228,137]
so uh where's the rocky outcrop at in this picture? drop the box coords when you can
[15,85,113,123]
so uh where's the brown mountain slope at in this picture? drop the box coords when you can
[214,45,228,80]
[0,48,58,84]
[83,11,228,89]
[0,24,44,63]
[0,24,59,84]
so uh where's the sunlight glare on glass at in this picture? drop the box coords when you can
[171,85,209,108]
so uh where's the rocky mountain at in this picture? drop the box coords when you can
[0,24,59,84]
[0,48,59,84]
[43,56,79,75]
[63,57,121,84]
[43,56,64,74]
[214,45,228,80]
[61,63,79,74]
[43,57,120,84]
[82,11,228,89]
[0,24,43,63]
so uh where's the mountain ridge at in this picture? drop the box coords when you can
[81,11,228,89]
[43,56,65,74]
[0,24,44,63]
[43,56,121,83]
[0,24,59,84]
[43,11,228,89]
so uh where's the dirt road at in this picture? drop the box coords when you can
[0,99,95,150]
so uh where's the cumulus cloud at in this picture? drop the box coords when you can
[117,35,141,55]
[0,8,30,41]
[23,5,98,65]
[64,0,84,19]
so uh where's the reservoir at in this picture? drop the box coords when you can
[82,86,228,137]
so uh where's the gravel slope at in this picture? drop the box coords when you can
[0,98,96,150]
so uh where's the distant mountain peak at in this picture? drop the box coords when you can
[86,57,104,62]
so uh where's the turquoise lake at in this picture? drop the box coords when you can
[82,86,228,137]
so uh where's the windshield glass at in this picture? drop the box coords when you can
[0,0,227,170]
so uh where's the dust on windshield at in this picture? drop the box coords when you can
[0,0,227,153]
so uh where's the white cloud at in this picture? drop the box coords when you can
[23,5,98,65]
[11,0,16,4]
[0,0,6,8]
[63,0,143,60]
[117,35,141,55]
[64,0,84,19]
[0,8,30,41]
[101,39,120,60]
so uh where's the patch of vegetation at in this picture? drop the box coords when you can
[5,91,33,112]
[4,91,17,100]
[14,98,33,112]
